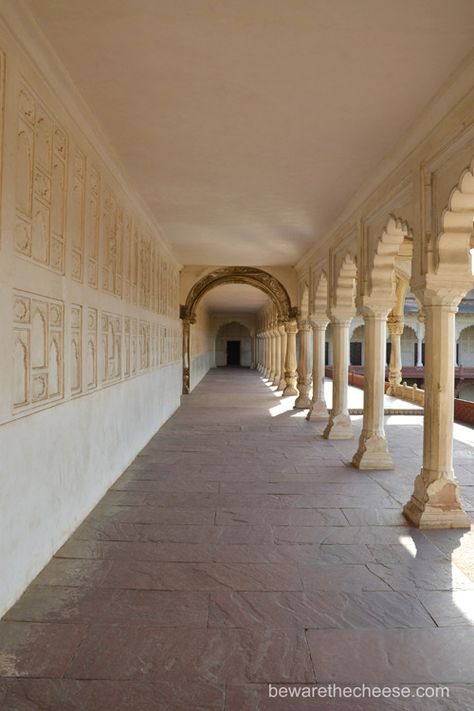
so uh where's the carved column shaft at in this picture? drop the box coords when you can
[283,320,298,396]
[273,328,281,386]
[387,313,403,392]
[323,317,353,439]
[182,319,191,394]
[294,322,312,408]
[352,307,393,469]
[404,301,470,528]
[269,328,277,381]
[307,317,329,421]
[278,324,287,391]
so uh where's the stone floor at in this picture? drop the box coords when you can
[1,368,474,710]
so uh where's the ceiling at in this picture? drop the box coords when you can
[23,0,474,266]
[200,283,270,313]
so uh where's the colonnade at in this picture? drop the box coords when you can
[256,284,471,530]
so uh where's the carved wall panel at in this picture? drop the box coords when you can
[101,311,121,383]
[70,304,82,395]
[131,318,138,375]
[71,150,86,282]
[87,307,97,390]
[139,231,151,310]
[101,185,123,297]
[122,211,133,303]
[86,165,100,288]
[139,320,150,371]
[124,318,131,377]
[13,290,64,411]
[15,84,68,273]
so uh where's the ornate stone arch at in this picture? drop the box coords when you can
[369,215,413,301]
[334,253,357,314]
[299,282,310,322]
[181,266,295,323]
[181,266,296,393]
[312,271,328,316]
[437,158,474,282]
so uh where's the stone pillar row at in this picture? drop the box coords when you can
[256,295,470,529]
[256,320,299,395]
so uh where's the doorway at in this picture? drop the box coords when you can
[226,340,241,366]
[350,342,362,366]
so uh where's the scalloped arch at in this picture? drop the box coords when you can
[313,271,328,314]
[369,215,412,298]
[334,253,357,311]
[437,158,474,279]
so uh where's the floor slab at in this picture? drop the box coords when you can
[1,369,474,709]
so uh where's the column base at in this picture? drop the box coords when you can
[323,413,353,440]
[277,378,286,391]
[403,471,471,529]
[294,392,311,409]
[306,400,329,421]
[283,384,298,396]
[352,434,394,470]
[272,375,280,387]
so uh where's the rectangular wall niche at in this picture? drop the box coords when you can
[13,290,64,411]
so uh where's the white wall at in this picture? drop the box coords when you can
[0,364,181,616]
[0,14,182,615]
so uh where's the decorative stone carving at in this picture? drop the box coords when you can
[70,305,82,395]
[15,84,68,274]
[71,150,85,282]
[102,186,123,297]
[13,290,64,411]
[87,308,97,390]
[87,165,101,288]
[101,312,122,383]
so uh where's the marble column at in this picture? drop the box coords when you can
[323,316,353,439]
[277,324,287,391]
[267,329,275,381]
[387,313,403,394]
[404,299,470,528]
[294,320,312,408]
[264,333,270,378]
[352,306,394,469]
[251,335,256,369]
[283,320,298,396]
[182,318,191,394]
[307,316,329,421]
[416,334,424,367]
[273,327,281,386]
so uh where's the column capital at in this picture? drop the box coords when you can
[412,278,471,309]
[387,313,404,336]
[358,298,392,319]
[328,306,355,324]
[284,319,298,335]
[297,319,312,332]
[309,313,329,329]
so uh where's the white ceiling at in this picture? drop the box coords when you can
[24,0,474,266]
[200,283,270,313]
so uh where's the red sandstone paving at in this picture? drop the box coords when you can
[1,370,474,710]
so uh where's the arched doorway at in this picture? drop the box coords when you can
[215,322,252,367]
[181,267,296,393]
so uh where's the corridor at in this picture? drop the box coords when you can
[1,369,474,710]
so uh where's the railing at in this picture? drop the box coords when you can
[454,398,474,426]
[324,366,474,427]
